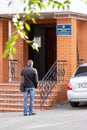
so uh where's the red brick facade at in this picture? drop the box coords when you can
[0,11,87,111]
[0,21,8,82]
[0,11,87,83]
[57,18,77,81]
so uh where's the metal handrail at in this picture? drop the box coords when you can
[9,59,18,82]
[39,60,67,109]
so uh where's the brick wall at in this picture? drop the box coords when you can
[0,17,87,84]
[11,26,28,81]
[56,18,77,80]
[77,20,87,62]
[0,15,87,109]
[0,21,8,82]
[0,22,28,82]
[10,18,87,82]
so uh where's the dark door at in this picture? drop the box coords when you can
[45,26,56,73]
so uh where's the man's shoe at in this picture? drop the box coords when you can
[29,113,36,116]
[24,114,27,116]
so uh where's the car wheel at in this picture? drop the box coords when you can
[70,101,79,107]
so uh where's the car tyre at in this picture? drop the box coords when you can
[70,101,79,107]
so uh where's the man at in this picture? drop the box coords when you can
[21,60,38,116]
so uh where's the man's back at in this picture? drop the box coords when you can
[21,60,38,116]
[21,66,38,88]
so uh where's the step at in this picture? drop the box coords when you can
[0,103,42,112]
[0,107,40,112]
[0,89,40,94]
[0,94,41,100]
[0,104,51,112]
[0,98,43,105]
[0,83,67,112]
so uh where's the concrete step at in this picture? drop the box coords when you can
[0,83,67,112]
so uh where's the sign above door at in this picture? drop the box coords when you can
[56,24,72,36]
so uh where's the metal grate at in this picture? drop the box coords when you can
[9,59,18,82]
[39,60,67,108]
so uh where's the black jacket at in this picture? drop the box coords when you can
[21,66,38,88]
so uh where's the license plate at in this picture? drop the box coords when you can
[78,83,87,88]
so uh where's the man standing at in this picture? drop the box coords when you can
[21,60,38,116]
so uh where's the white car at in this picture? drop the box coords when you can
[67,63,87,107]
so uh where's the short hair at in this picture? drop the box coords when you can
[27,60,34,67]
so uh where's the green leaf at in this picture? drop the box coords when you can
[36,12,41,17]
[32,45,39,52]
[26,40,34,44]
[3,49,9,58]
[9,53,13,60]
[23,7,27,12]
[52,4,55,8]
[83,0,87,4]
[25,23,30,31]
[47,1,51,6]
[4,0,71,59]
[12,35,18,41]
[21,30,26,37]
[64,0,71,4]
[8,1,12,6]
[24,14,31,20]
[11,41,16,46]
[31,17,36,23]
[12,47,17,54]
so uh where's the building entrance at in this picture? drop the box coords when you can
[28,24,56,80]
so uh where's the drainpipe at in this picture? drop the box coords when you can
[8,20,12,82]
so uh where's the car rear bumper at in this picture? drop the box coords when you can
[67,90,87,102]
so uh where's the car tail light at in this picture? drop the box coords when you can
[67,81,72,90]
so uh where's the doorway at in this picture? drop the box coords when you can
[28,24,56,80]
[45,26,57,73]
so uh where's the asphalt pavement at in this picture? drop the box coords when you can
[0,101,87,130]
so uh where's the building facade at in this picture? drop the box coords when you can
[0,11,87,83]
[0,11,87,111]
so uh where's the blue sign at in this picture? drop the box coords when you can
[56,24,72,36]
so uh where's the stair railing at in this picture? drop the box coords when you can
[39,60,67,109]
[9,59,18,82]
